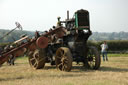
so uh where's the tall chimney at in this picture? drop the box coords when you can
[67,10,69,20]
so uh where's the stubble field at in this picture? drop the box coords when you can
[0,54,128,85]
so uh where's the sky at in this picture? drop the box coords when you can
[0,0,128,32]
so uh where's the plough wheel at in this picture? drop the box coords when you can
[28,49,46,69]
[55,47,73,72]
[84,46,101,70]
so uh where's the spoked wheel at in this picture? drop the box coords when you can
[84,46,101,70]
[55,47,73,72]
[28,49,46,69]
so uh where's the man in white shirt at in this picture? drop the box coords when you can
[101,41,108,61]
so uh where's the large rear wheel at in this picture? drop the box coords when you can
[84,46,101,70]
[28,49,46,69]
[55,47,73,72]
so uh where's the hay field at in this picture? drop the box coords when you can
[0,56,128,85]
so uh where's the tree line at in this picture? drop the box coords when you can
[0,29,128,53]
[0,29,34,43]
[89,31,128,41]
[1,29,128,43]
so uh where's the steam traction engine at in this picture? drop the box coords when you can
[28,9,101,71]
[0,9,101,72]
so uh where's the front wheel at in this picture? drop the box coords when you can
[55,47,73,72]
[84,46,101,70]
[28,49,46,69]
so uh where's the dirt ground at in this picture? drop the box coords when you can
[0,56,128,85]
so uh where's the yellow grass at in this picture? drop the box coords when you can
[0,56,128,85]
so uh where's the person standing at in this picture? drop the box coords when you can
[101,41,108,61]
[57,17,62,27]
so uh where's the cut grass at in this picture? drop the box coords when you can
[0,55,128,85]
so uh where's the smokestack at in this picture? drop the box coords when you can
[67,10,69,20]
